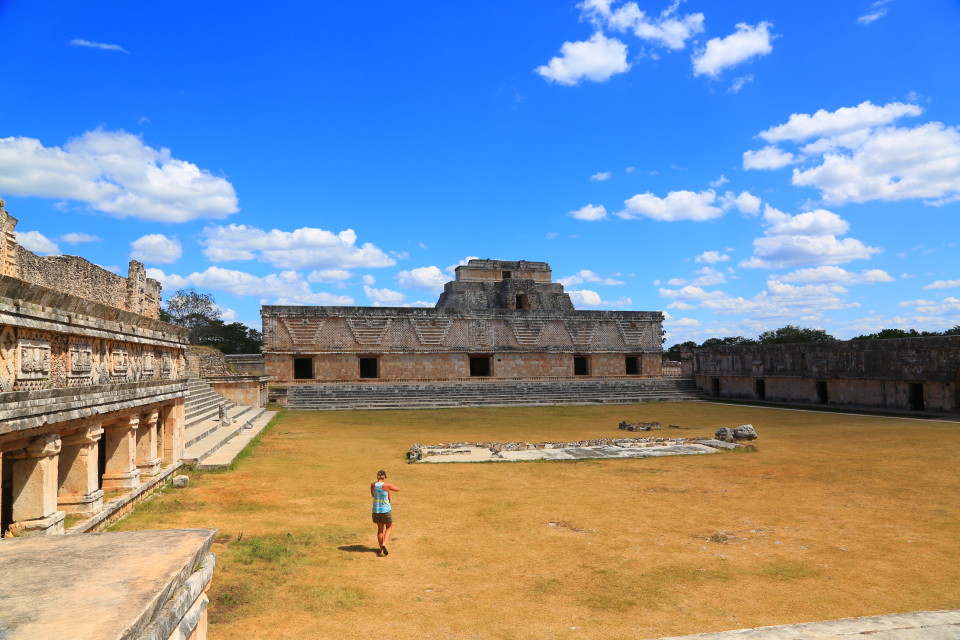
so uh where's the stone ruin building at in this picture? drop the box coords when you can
[691,337,960,413]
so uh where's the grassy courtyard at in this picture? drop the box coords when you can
[114,402,960,640]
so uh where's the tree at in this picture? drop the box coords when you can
[701,335,757,347]
[663,340,697,361]
[758,325,836,344]
[165,288,220,330]
[163,288,263,353]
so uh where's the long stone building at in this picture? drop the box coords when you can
[262,259,664,383]
[0,200,189,537]
[691,336,960,413]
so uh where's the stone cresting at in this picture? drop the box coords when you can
[0,199,190,538]
[692,336,960,413]
[263,259,664,383]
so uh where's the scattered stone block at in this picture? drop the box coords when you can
[619,421,662,432]
[715,424,759,441]
[700,439,738,450]
[172,475,190,488]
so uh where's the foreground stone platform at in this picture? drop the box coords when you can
[651,610,960,639]
[0,528,215,640]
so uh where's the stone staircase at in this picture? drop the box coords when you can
[182,377,276,469]
[287,378,703,410]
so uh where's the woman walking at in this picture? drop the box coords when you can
[371,470,400,556]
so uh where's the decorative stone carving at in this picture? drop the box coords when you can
[282,317,326,344]
[111,347,129,376]
[17,338,51,381]
[410,318,453,345]
[346,317,392,345]
[142,349,156,376]
[68,341,93,378]
[511,319,547,346]
[0,325,15,391]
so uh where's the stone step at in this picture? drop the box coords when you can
[183,404,255,449]
[195,410,277,470]
[182,407,270,466]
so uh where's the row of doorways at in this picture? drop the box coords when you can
[293,355,645,379]
[710,378,926,411]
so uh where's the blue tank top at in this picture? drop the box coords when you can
[372,481,391,513]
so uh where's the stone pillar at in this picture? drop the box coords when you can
[136,410,161,476]
[57,426,105,516]
[163,398,185,464]
[5,434,65,537]
[102,416,141,491]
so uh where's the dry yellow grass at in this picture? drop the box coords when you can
[114,402,960,639]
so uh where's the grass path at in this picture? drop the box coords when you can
[114,402,960,640]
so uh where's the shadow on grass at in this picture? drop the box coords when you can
[338,544,380,554]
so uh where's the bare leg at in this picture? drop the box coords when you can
[382,522,393,551]
[376,523,385,552]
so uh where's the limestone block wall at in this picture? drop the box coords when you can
[693,337,960,411]
[207,375,269,407]
[262,306,664,382]
[224,353,265,373]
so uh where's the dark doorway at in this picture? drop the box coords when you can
[816,381,829,404]
[515,294,528,310]
[1,456,12,537]
[908,383,925,411]
[755,379,766,400]
[469,356,491,377]
[293,357,314,380]
[574,356,589,376]
[502,271,512,279]
[711,378,720,396]
[98,435,107,489]
[625,356,639,375]
[359,358,379,379]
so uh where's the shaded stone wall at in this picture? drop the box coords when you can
[692,337,960,412]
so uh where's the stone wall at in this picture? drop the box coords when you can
[224,353,265,373]
[692,337,960,412]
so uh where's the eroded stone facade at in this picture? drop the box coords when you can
[692,337,960,412]
[263,259,663,382]
[0,200,189,537]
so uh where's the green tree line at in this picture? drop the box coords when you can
[159,287,263,354]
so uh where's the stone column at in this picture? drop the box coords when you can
[163,398,185,464]
[102,415,141,491]
[136,410,161,476]
[5,434,65,537]
[57,425,105,516]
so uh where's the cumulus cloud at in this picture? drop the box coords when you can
[690,266,726,286]
[146,266,354,305]
[568,204,608,221]
[200,224,394,270]
[0,130,238,222]
[729,74,753,94]
[759,100,921,143]
[557,270,625,286]
[660,279,859,319]
[695,250,730,264]
[924,279,960,290]
[364,285,405,306]
[779,266,895,285]
[362,274,376,285]
[590,171,612,181]
[897,296,960,315]
[70,38,128,53]
[130,234,182,264]
[59,232,101,244]
[743,145,796,170]
[709,175,729,188]
[617,189,724,222]
[719,190,762,215]
[583,0,705,50]
[692,22,775,77]
[397,266,447,292]
[568,289,632,308]
[16,231,60,255]
[535,32,630,85]
[307,269,352,283]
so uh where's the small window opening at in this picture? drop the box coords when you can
[574,356,590,376]
[502,271,512,279]
[293,357,314,380]
[755,379,766,400]
[908,382,925,411]
[625,356,639,375]
[470,356,491,377]
[711,378,720,396]
[359,358,379,379]
[515,294,528,309]
[816,380,828,404]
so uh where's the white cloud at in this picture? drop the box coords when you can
[692,22,775,78]
[658,285,726,301]
[307,269,352,283]
[145,268,191,290]
[147,266,354,305]
[0,130,238,222]
[16,231,60,255]
[397,266,447,292]
[791,122,960,205]
[362,274,376,285]
[568,203,608,221]
[130,234,182,264]
[590,1,705,50]
[557,269,624,286]
[618,189,723,222]
[897,296,960,315]
[364,285,405,306]
[923,279,960,290]
[857,1,893,25]
[568,289,632,308]
[590,171,612,181]
[708,175,729,187]
[660,279,859,319]
[59,232,101,244]
[759,101,921,143]
[201,224,394,270]
[217,306,237,322]
[445,256,480,276]
[779,266,895,285]
[695,250,730,264]
[671,317,701,328]
[690,266,726,287]
[729,74,753,94]
[719,190,762,215]
[743,145,796,170]
[70,38,128,53]
[763,206,849,236]
[536,32,630,86]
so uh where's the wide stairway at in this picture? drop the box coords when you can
[183,377,276,469]
[288,378,702,410]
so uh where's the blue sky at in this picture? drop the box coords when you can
[1,0,959,346]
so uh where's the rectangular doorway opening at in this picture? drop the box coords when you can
[909,382,925,411]
[515,294,528,310]
[574,356,590,376]
[816,380,829,404]
[625,356,639,375]
[359,358,379,379]
[469,356,491,377]
[711,378,720,396]
[293,357,314,380]
[98,436,106,489]
[502,271,512,279]
[755,379,766,400]
[1,456,12,537]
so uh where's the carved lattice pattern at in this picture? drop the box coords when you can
[281,318,326,345]
[346,317,392,345]
[511,319,547,346]
[565,320,598,346]
[411,318,453,345]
